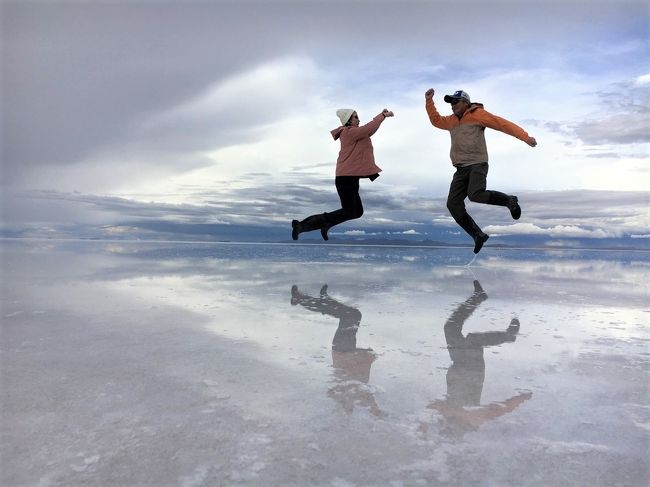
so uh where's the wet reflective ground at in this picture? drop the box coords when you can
[1,240,648,486]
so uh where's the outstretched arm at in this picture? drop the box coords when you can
[345,109,394,141]
[429,391,532,428]
[425,88,456,130]
[479,109,537,147]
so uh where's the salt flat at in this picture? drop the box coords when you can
[1,240,648,486]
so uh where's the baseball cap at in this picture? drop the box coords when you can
[444,90,471,103]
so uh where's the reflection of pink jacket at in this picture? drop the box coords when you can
[330,114,385,177]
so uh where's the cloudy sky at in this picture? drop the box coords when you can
[2,0,649,241]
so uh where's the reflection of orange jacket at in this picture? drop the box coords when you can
[429,391,532,429]
[331,114,385,177]
[426,99,530,167]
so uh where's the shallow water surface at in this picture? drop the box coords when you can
[1,241,648,486]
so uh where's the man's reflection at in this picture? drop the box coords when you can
[423,280,531,437]
[291,285,384,417]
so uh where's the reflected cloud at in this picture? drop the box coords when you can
[3,239,649,485]
[290,284,384,418]
[421,280,532,437]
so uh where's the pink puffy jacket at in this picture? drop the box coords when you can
[330,113,386,177]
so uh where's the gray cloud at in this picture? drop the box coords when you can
[3,0,648,191]
[4,182,647,244]
[572,114,649,145]
[2,2,312,185]
[557,80,650,145]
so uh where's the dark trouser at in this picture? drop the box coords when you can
[299,176,364,232]
[447,163,510,239]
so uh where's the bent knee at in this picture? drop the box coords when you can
[468,191,488,204]
[343,207,363,220]
[447,200,463,216]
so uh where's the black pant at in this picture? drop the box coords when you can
[446,163,509,238]
[299,176,364,232]
[326,176,364,227]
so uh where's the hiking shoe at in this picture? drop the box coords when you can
[291,220,301,240]
[507,196,521,220]
[291,285,300,305]
[473,280,488,300]
[473,233,489,254]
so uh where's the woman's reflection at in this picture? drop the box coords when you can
[422,280,531,437]
[291,285,384,418]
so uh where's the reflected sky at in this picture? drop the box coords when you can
[2,240,648,486]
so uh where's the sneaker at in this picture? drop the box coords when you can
[507,196,521,220]
[291,220,300,240]
[507,318,520,334]
[473,233,489,254]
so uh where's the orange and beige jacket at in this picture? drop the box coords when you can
[330,114,385,177]
[426,98,530,167]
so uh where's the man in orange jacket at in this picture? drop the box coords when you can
[425,88,537,253]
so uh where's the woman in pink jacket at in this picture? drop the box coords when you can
[292,107,394,241]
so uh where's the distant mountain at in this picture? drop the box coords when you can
[1,220,648,252]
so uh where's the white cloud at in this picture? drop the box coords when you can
[484,222,617,239]
[634,74,650,86]
[148,57,321,128]
[3,0,649,236]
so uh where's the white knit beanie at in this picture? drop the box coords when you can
[336,108,355,126]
